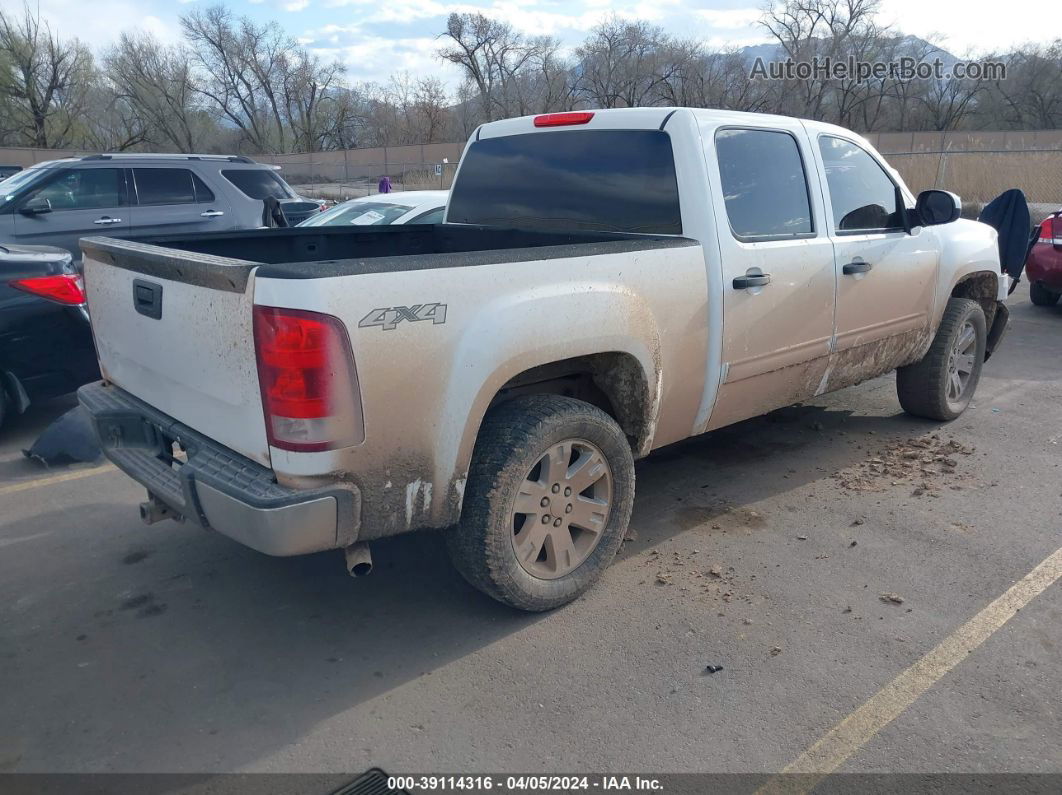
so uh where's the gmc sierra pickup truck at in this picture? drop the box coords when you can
[78,108,1009,610]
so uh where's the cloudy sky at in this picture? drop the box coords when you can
[27,0,1050,88]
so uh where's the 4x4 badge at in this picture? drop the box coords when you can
[358,303,447,331]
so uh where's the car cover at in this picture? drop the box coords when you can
[977,188,1031,290]
[23,405,101,466]
[262,196,289,228]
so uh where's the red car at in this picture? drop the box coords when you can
[1026,212,1062,306]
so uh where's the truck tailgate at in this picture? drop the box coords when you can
[81,237,270,466]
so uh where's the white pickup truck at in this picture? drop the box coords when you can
[78,108,1009,610]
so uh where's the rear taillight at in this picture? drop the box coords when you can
[533,112,594,127]
[10,273,86,305]
[253,305,364,452]
[1039,215,1062,247]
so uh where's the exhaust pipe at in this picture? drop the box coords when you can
[139,495,180,525]
[344,542,373,577]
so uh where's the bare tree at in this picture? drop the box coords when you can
[0,3,94,147]
[439,12,564,122]
[759,0,886,122]
[104,32,213,152]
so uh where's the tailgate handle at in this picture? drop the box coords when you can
[132,279,163,320]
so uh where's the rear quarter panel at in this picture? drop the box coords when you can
[254,243,709,539]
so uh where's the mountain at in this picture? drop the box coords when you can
[737,35,958,67]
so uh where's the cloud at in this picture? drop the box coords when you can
[31,0,183,47]
[695,8,761,30]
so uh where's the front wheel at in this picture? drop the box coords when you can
[446,395,635,611]
[897,297,987,422]
[1030,281,1060,306]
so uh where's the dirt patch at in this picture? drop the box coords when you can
[644,547,758,607]
[832,434,976,495]
[672,503,767,533]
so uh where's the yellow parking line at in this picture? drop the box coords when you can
[0,463,116,497]
[757,544,1062,795]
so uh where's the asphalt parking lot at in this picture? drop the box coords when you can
[1,284,1059,781]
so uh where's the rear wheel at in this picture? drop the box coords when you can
[446,395,635,611]
[1030,281,1060,306]
[897,297,986,421]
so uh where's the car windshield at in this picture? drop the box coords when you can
[298,201,416,227]
[0,164,51,200]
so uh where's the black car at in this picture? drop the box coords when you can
[0,243,99,429]
[0,165,21,180]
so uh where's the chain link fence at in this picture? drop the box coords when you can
[253,143,464,200]
[2,132,1061,213]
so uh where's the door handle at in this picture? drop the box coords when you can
[200,210,225,218]
[93,217,122,225]
[842,260,873,274]
[733,272,771,290]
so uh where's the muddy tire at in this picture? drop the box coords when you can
[896,297,986,422]
[1030,281,1060,306]
[446,395,635,611]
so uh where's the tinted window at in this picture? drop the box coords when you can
[222,169,295,200]
[715,129,813,240]
[134,169,197,205]
[819,136,903,232]
[191,173,215,202]
[447,130,681,234]
[27,168,125,211]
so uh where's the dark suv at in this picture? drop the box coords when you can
[0,154,321,261]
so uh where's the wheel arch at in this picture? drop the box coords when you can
[949,270,1000,329]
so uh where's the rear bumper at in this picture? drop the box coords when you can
[1025,244,1062,290]
[78,381,358,556]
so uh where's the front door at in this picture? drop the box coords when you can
[811,134,938,391]
[11,166,130,261]
[704,124,837,430]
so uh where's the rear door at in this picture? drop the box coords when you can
[810,134,937,384]
[703,124,837,429]
[127,167,232,236]
[10,166,130,260]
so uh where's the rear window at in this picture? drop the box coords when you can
[222,169,295,200]
[447,130,682,234]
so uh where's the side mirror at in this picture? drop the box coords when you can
[914,189,961,226]
[19,197,52,216]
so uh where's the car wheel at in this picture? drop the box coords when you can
[896,297,987,422]
[446,395,635,611]
[1030,281,1060,306]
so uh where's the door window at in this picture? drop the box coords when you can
[818,136,904,233]
[134,168,215,205]
[24,168,126,211]
[714,128,814,241]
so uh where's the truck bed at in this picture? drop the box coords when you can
[81,225,691,291]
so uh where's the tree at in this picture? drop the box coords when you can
[439,12,565,122]
[0,3,94,147]
[104,32,214,152]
